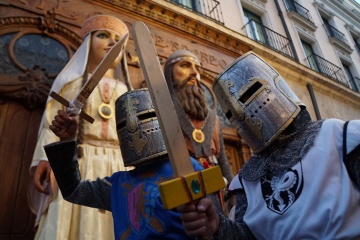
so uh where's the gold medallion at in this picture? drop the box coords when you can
[192,129,205,143]
[98,102,114,119]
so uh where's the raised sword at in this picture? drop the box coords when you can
[50,33,129,123]
[131,21,225,210]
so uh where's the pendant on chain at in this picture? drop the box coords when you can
[97,81,117,120]
[192,129,205,143]
[98,102,114,119]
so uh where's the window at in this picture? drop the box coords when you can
[301,40,319,72]
[322,17,349,47]
[0,33,70,78]
[343,63,359,92]
[168,0,224,24]
[175,0,194,8]
[301,39,350,87]
[243,9,268,45]
[173,0,202,12]
[321,17,332,36]
[351,35,360,53]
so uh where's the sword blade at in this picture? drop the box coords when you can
[75,33,129,104]
[132,21,194,177]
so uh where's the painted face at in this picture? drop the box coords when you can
[172,59,201,88]
[88,30,123,72]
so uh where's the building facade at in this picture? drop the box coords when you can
[0,0,359,239]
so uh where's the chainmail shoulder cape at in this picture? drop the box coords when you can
[172,96,216,158]
[240,110,324,181]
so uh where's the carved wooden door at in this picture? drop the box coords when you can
[0,14,80,240]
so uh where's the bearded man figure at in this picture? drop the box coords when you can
[164,50,233,183]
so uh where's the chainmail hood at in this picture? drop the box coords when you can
[240,109,324,181]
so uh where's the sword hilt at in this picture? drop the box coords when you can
[50,91,94,124]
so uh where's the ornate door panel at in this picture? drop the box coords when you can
[0,98,43,240]
[223,128,252,175]
[0,12,79,240]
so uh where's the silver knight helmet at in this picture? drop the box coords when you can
[115,88,167,166]
[213,52,304,153]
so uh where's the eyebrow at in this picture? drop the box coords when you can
[178,59,199,66]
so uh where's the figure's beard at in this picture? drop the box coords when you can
[174,77,208,120]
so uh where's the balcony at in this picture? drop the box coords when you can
[323,24,353,54]
[306,53,350,88]
[166,0,224,25]
[243,20,295,59]
[327,0,360,22]
[285,0,314,23]
[284,0,317,31]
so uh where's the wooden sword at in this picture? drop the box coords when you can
[131,21,225,210]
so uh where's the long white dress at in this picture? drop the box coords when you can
[30,75,130,240]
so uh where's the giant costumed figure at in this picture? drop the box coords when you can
[28,15,132,239]
[163,50,233,183]
[177,52,360,240]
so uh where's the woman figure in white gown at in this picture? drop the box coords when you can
[28,14,132,240]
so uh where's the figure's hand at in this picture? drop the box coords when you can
[33,160,51,194]
[49,110,78,141]
[177,198,220,239]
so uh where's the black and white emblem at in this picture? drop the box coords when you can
[261,162,303,214]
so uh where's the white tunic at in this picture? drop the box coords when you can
[238,119,360,239]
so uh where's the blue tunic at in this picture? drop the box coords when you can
[45,140,209,240]
[106,159,204,239]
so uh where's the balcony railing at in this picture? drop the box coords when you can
[243,20,295,59]
[166,0,224,25]
[306,53,350,88]
[323,24,350,46]
[284,0,314,24]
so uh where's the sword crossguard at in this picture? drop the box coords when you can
[50,91,95,124]
[159,166,225,210]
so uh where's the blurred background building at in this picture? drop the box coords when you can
[0,0,359,239]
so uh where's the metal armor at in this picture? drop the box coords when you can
[213,52,304,153]
[115,88,167,166]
